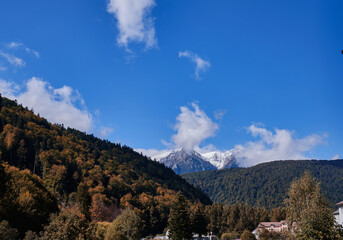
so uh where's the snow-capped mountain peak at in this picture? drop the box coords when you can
[201,149,237,169]
[151,148,238,174]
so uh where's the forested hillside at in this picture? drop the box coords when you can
[182,159,343,209]
[0,95,210,237]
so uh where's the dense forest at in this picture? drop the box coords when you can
[182,159,343,209]
[0,95,210,237]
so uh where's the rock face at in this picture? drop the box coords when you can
[153,148,238,174]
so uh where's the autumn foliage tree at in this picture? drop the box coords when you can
[105,208,142,240]
[0,163,58,236]
[285,171,338,240]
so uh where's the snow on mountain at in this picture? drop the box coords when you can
[152,148,217,174]
[151,148,238,174]
[201,149,238,169]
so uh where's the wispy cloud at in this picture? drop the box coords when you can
[0,51,26,67]
[97,126,114,138]
[179,51,211,80]
[107,0,157,50]
[214,109,226,120]
[235,124,325,167]
[0,65,7,71]
[331,154,340,160]
[0,78,93,132]
[8,41,39,58]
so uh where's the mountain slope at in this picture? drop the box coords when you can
[182,159,343,209]
[0,95,211,235]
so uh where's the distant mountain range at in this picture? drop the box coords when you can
[152,148,238,174]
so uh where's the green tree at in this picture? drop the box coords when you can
[105,208,141,240]
[190,203,208,237]
[285,171,337,240]
[76,182,92,220]
[168,193,192,240]
[240,229,256,240]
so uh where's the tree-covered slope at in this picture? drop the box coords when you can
[182,160,343,209]
[0,95,211,236]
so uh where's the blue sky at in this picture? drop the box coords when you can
[0,0,342,164]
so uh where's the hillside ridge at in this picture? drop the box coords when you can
[182,159,343,209]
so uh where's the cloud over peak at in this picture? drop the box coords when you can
[107,0,157,49]
[179,51,211,80]
[172,102,218,151]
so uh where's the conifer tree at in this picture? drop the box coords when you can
[190,203,208,237]
[76,182,91,220]
[168,193,193,240]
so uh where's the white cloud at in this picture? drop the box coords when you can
[8,42,40,58]
[0,78,93,132]
[194,144,219,154]
[214,109,226,120]
[107,0,157,49]
[8,42,22,49]
[134,148,171,158]
[0,80,20,99]
[331,154,340,160]
[179,51,211,80]
[172,102,218,151]
[235,124,325,167]
[97,127,114,138]
[0,51,26,67]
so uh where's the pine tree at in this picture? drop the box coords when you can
[190,203,208,237]
[168,193,193,240]
[76,182,91,220]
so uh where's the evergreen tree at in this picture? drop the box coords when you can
[168,193,193,240]
[76,182,91,220]
[285,171,338,239]
[190,203,208,237]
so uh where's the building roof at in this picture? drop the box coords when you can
[336,201,343,206]
[259,221,286,227]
